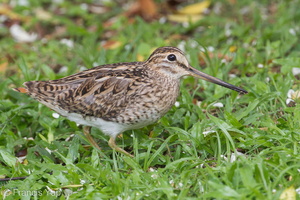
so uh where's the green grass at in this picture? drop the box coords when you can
[1,0,300,199]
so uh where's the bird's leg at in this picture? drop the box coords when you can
[108,136,134,157]
[83,126,102,151]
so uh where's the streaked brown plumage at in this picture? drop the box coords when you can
[14,46,247,157]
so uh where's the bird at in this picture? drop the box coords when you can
[14,46,247,157]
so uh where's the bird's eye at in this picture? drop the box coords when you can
[167,54,176,61]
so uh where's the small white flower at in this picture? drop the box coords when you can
[202,130,216,136]
[230,153,237,162]
[58,66,68,73]
[230,152,244,163]
[225,29,231,37]
[229,74,237,78]
[190,40,199,48]
[151,174,158,179]
[296,187,300,195]
[286,98,294,105]
[251,40,257,46]
[220,154,228,161]
[52,113,60,119]
[286,89,300,102]
[169,180,174,185]
[159,17,167,24]
[80,179,86,184]
[287,89,294,98]
[272,189,277,193]
[117,195,124,200]
[149,167,156,172]
[207,46,215,52]
[10,24,38,43]
[125,44,131,50]
[292,67,300,76]
[243,43,249,48]
[60,38,74,48]
[92,62,100,67]
[16,0,29,6]
[257,63,264,68]
[195,164,204,168]
[196,101,202,107]
[177,41,186,52]
[16,156,26,163]
[174,101,180,107]
[79,66,88,71]
[178,182,183,187]
[221,59,227,64]
[213,102,224,108]
[199,47,205,52]
[289,28,296,36]
[265,77,270,82]
[182,22,189,28]
[80,3,88,10]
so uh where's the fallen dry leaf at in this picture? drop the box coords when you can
[35,8,52,21]
[177,0,211,15]
[228,0,237,4]
[259,127,268,131]
[0,4,30,22]
[89,4,109,14]
[139,0,157,19]
[168,1,210,23]
[0,59,8,73]
[167,14,203,23]
[102,40,122,50]
[125,0,158,21]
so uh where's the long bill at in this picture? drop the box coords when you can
[188,66,248,94]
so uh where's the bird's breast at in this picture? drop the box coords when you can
[114,78,180,128]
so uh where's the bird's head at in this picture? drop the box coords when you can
[146,46,247,94]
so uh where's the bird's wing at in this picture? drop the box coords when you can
[23,63,146,120]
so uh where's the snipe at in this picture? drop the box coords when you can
[14,46,247,157]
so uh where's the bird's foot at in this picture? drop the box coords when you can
[108,137,134,158]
